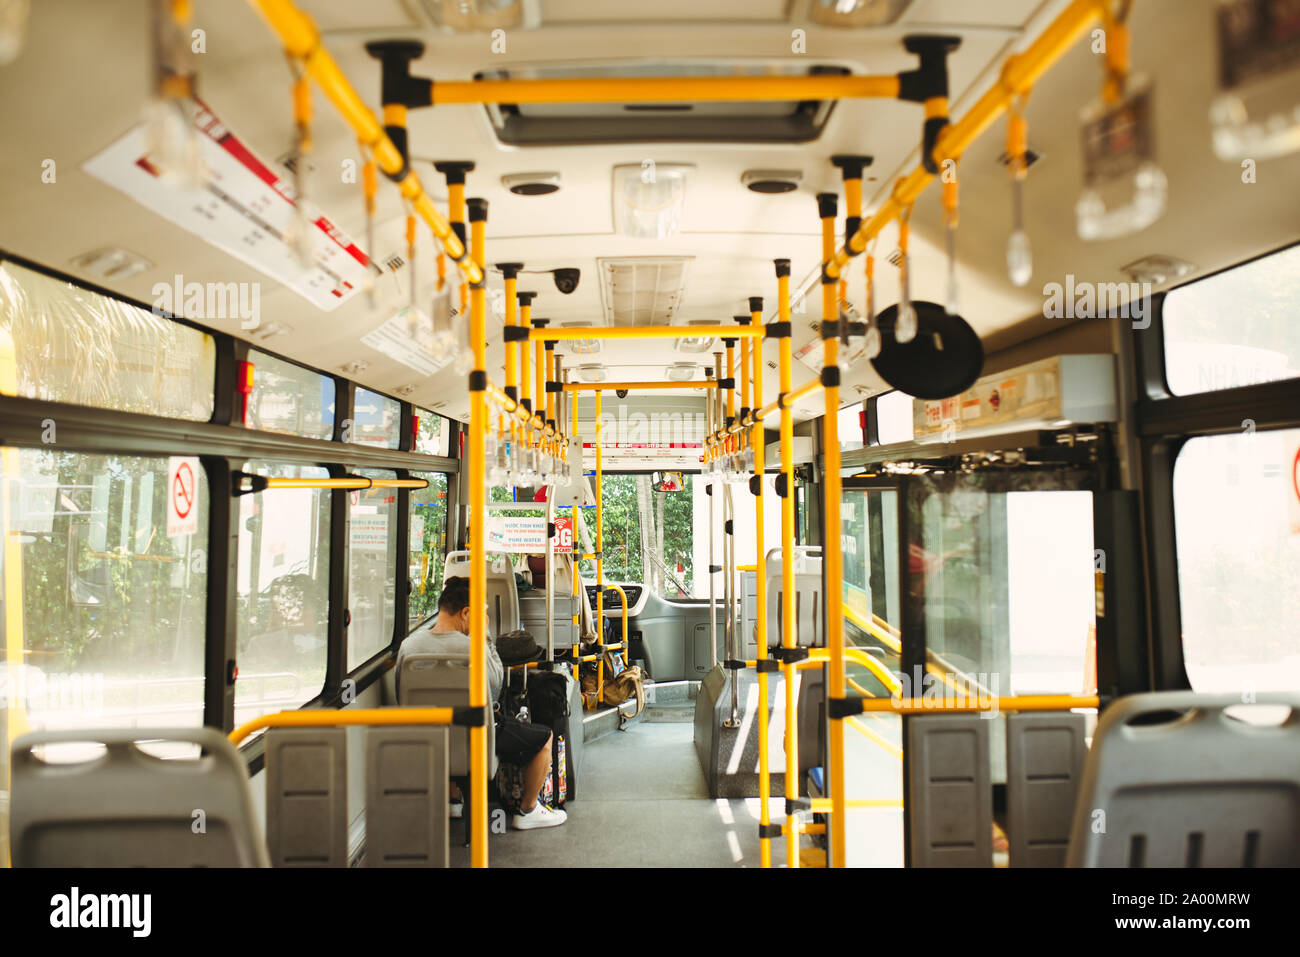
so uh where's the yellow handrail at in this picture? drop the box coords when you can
[808,646,902,698]
[824,0,1110,280]
[751,299,773,869]
[253,477,430,491]
[486,377,566,442]
[246,0,483,286]
[603,583,631,670]
[228,706,456,747]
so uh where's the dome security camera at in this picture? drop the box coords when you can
[553,268,580,294]
[616,389,629,399]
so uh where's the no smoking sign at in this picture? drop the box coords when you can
[168,456,201,537]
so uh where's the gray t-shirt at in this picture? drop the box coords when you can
[395,622,504,702]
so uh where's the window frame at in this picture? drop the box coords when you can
[1133,241,1300,691]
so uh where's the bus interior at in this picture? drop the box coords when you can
[1,0,1299,878]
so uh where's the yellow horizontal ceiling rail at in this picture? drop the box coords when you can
[229,706,456,747]
[254,477,429,491]
[246,0,483,285]
[563,380,719,392]
[825,0,1109,280]
[532,325,765,342]
[432,74,902,106]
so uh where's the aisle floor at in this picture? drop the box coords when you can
[451,718,788,868]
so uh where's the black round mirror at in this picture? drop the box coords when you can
[870,301,984,400]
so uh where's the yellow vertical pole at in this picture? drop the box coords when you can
[751,294,772,869]
[545,346,557,453]
[467,197,490,867]
[2,329,30,869]
[724,341,735,452]
[737,316,750,452]
[535,332,547,434]
[500,263,521,461]
[570,378,582,682]
[777,263,800,869]
[819,190,848,869]
[594,390,605,701]
[519,293,534,444]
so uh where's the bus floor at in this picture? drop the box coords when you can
[449,711,791,868]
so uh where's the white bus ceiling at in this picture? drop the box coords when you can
[2,0,1297,432]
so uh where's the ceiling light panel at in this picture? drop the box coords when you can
[598,257,692,327]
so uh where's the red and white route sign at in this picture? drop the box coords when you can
[167,456,200,537]
[83,98,369,312]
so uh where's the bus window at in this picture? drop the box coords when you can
[1173,427,1300,692]
[234,462,329,728]
[1,448,209,742]
[0,259,214,420]
[580,473,696,598]
[913,480,1095,697]
[353,388,401,449]
[1163,243,1300,396]
[414,409,453,457]
[408,472,449,626]
[348,468,398,668]
[244,350,335,440]
[873,390,915,445]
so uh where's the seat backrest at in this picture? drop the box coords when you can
[365,726,450,867]
[398,652,497,777]
[264,727,347,867]
[9,727,269,867]
[443,550,520,634]
[1066,692,1300,867]
[764,546,824,648]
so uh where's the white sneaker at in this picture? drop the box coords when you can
[511,803,567,830]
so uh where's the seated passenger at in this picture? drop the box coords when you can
[396,576,566,831]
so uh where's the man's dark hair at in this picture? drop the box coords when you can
[437,576,471,615]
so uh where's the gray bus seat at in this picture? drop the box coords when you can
[443,550,520,634]
[365,726,450,867]
[264,727,347,867]
[907,714,993,867]
[1066,691,1300,867]
[1006,711,1088,867]
[765,546,823,649]
[9,727,269,867]
[764,547,824,782]
[398,652,498,778]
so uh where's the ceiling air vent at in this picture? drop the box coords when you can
[598,257,692,327]
[384,254,406,273]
